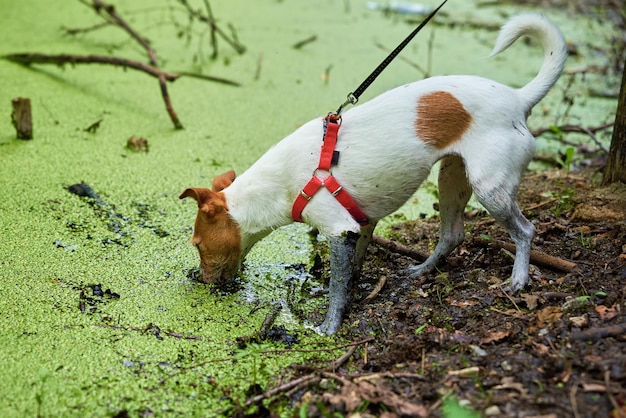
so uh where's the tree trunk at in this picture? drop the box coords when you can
[603,60,626,185]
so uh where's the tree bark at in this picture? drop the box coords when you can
[603,60,626,185]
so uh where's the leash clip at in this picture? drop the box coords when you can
[335,92,358,116]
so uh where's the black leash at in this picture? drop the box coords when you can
[335,0,448,116]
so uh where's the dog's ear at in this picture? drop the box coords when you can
[179,188,227,217]
[212,170,236,192]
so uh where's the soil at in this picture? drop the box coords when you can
[253,169,626,418]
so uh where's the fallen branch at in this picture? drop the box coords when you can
[244,375,320,407]
[372,234,429,262]
[487,239,578,273]
[81,0,182,129]
[4,53,179,81]
[3,52,240,128]
[374,234,577,273]
[570,322,626,341]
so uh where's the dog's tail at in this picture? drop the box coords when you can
[490,13,567,111]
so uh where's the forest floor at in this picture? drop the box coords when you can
[249,168,626,418]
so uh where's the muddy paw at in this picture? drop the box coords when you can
[316,318,341,335]
[406,263,433,279]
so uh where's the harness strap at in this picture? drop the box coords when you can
[291,115,369,226]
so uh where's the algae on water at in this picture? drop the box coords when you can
[0,0,618,415]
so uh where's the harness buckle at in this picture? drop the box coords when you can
[299,190,313,201]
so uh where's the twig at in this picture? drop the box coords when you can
[80,0,182,128]
[372,234,429,262]
[245,338,372,406]
[604,370,626,418]
[62,21,111,35]
[4,53,179,80]
[260,337,375,355]
[330,345,357,371]
[259,304,282,339]
[254,52,263,81]
[531,122,614,154]
[570,322,626,341]
[3,53,240,127]
[83,0,157,64]
[375,42,428,77]
[363,275,387,302]
[176,70,240,86]
[177,0,245,57]
[93,322,203,340]
[525,197,559,211]
[479,238,578,273]
[499,286,522,312]
[292,35,317,50]
[570,378,581,418]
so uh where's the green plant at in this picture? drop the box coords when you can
[234,342,273,386]
[415,324,427,335]
[555,146,576,171]
[577,231,593,249]
[544,188,575,218]
[442,395,481,418]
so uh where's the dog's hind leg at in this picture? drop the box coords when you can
[318,231,359,335]
[471,173,534,292]
[408,155,471,278]
[355,222,377,275]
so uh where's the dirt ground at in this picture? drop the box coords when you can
[247,168,626,418]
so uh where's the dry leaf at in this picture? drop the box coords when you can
[480,330,511,345]
[595,304,619,320]
[536,306,563,327]
[522,293,539,310]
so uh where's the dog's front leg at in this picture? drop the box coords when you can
[317,231,359,335]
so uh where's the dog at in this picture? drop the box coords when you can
[180,13,567,334]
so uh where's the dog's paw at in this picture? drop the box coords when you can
[406,263,433,279]
[316,318,341,335]
[502,276,528,293]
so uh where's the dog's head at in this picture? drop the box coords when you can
[179,170,241,284]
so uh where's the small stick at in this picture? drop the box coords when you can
[488,239,578,273]
[258,304,282,339]
[375,42,428,77]
[363,275,387,302]
[570,322,626,341]
[604,370,624,417]
[531,122,614,142]
[292,35,317,50]
[330,344,357,371]
[243,375,319,406]
[253,52,263,81]
[372,234,429,262]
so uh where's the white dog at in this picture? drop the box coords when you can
[180,13,567,334]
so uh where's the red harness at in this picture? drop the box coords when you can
[291,114,369,226]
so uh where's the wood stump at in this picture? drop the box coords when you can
[11,97,33,140]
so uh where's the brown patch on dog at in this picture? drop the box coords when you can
[415,91,472,149]
[179,185,241,284]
